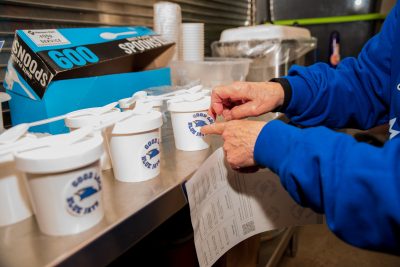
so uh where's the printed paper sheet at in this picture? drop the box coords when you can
[186,148,322,267]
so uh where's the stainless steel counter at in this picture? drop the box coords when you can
[0,133,218,267]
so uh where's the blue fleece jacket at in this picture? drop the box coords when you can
[254,3,400,254]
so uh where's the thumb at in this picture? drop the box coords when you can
[230,101,260,119]
[201,122,226,135]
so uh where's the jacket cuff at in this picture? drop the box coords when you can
[270,78,292,112]
[254,119,301,171]
[282,75,314,115]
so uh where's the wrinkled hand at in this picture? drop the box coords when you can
[209,81,284,121]
[201,120,266,169]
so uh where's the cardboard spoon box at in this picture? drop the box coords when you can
[3,26,174,134]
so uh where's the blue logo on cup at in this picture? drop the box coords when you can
[65,171,102,216]
[75,186,98,200]
[142,138,160,170]
[188,112,214,137]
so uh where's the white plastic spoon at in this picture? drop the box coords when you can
[118,91,148,109]
[0,102,118,144]
[94,102,154,132]
[66,101,118,118]
[165,91,207,103]
[100,31,137,40]
[7,65,36,100]
[154,85,203,100]
[14,126,94,154]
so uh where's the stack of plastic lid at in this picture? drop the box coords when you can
[180,23,204,61]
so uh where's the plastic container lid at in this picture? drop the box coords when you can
[0,135,36,164]
[220,25,311,42]
[15,134,103,174]
[167,96,210,113]
[65,108,120,129]
[138,97,163,107]
[170,58,251,88]
[112,110,163,135]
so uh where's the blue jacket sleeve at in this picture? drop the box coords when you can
[254,120,400,254]
[283,5,397,129]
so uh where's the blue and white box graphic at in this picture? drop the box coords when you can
[4,27,175,133]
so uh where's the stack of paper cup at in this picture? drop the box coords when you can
[180,23,205,61]
[154,2,182,61]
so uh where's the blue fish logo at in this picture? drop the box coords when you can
[147,148,160,159]
[193,120,207,127]
[75,186,98,201]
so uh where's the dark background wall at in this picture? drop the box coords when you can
[256,0,387,62]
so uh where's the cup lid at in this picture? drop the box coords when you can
[65,108,120,129]
[15,134,103,174]
[167,96,210,113]
[0,135,36,164]
[112,110,163,135]
[137,97,163,107]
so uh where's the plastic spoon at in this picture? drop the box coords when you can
[7,65,36,100]
[100,31,137,40]
[118,91,148,110]
[0,102,118,144]
[94,102,153,132]
[0,124,30,145]
[66,102,118,118]
[131,101,154,115]
[154,85,203,99]
[164,91,207,103]
[14,126,94,154]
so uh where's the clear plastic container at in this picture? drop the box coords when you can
[170,58,252,88]
[212,39,316,82]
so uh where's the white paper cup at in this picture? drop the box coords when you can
[0,152,33,227]
[109,111,163,182]
[140,98,164,142]
[168,96,214,151]
[65,108,120,171]
[15,135,104,236]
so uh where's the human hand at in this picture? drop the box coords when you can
[209,81,284,121]
[201,120,266,169]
